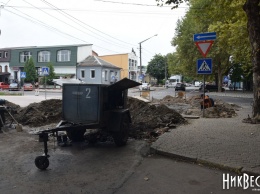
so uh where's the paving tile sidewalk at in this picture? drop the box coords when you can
[151,104,260,175]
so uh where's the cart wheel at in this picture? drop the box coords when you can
[35,156,49,170]
[113,114,130,146]
[66,129,86,142]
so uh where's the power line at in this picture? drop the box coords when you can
[3,5,187,16]
[40,0,136,47]
[3,7,122,53]
[21,0,133,50]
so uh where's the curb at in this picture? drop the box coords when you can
[150,147,260,176]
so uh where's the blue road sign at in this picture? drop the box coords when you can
[20,72,26,78]
[42,67,49,76]
[193,32,216,42]
[197,58,212,74]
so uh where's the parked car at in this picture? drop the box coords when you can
[23,83,33,91]
[199,84,225,92]
[0,82,9,90]
[139,83,150,91]
[175,83,186,91]
[9,83,20,91]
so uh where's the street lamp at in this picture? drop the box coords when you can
[139,34,158,81]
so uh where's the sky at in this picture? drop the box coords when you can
[0,0,188,66]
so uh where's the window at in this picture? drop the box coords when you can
[105,70,108,81]
[5,65,8,72]
[38,51,50,62]
[4,51,8,58]
[0,66,2,72]
[0,52,2,58]
[57,50,71,62]
[20,51,31,63]
[90,69,95,79]
[81,70,85,78]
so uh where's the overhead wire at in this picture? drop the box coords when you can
[40,0,136,47]
[21,0,132,50]
[2,7,121,53]
[3,5,187,15]
[1,0,186,62]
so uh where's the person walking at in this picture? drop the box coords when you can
[35,82,39,96]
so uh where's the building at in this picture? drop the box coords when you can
[8,44,93,82]
[77,55,121,84]
[99,49,139,82]
[0,48,11,82]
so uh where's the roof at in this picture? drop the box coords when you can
[78,55,121,69]
[0,72,11,76]
[0,44,92,50]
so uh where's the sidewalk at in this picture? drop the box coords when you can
[151,104,260,175]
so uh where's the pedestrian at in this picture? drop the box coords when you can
[195,94,214,110]
[35,82,39,96]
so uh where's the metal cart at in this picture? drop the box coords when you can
[35,78,141,170]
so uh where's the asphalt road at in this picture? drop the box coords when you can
[0,87,255,193]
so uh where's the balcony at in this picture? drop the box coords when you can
[129,66,138,71]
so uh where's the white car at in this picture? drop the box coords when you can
[139,83,150,91]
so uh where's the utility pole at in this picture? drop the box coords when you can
[138,34,158,82]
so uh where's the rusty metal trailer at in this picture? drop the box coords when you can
[35,78,140,170]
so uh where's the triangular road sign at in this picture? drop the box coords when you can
[198,60,211,71]
[195,41,214,57]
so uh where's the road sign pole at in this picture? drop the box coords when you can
[203,75,205,118]
[45,75,47,100]
[22,78,24,96]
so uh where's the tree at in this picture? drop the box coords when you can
[147,54,168,84]
[156,0,260,119]
[166,52,183,75]
[229,63,244,90]
[41,63,56,85]
[243,0,260,119]
[24,57,37,83]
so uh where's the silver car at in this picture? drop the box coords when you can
[9,83,19,91]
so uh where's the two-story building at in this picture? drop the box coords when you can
[0,48,11,82]
[99,49,139,82]
[8,44,93,82]
[77,55,121,84]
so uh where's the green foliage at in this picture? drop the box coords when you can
[24,57,37,83]
[147,54,168,83]
[40,63,56,85]
[229,63,244,83]
[164,0,252,87]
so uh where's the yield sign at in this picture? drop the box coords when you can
[195,41,214,58]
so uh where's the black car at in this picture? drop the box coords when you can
[199,84,225,92]
[175,83,186,91]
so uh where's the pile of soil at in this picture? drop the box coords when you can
[4,94,240,142]
[152,95,239,118]
[127,97,186,141]
[13,99,62,127]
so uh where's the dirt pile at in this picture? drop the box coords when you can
[13,99,62,127]
[127,97,186,141]
[5,94,239,142]
[152,95,239,118]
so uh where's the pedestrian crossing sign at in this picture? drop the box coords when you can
[197,58,212,74]
[20,72,26,78]
[42,67,49,76]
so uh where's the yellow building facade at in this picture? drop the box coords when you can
[99,49,139,82]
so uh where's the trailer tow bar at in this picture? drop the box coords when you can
[35,132,50,170]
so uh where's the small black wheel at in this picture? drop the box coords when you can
[35,156,49,170]
[113,114,130,146]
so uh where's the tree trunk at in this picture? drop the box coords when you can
[217,61,223,92]
[243,0,260,119]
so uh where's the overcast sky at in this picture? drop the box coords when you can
[0,0,188,65]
